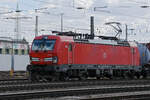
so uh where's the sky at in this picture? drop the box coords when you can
[0,0,150,44]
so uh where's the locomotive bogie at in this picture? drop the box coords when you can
[27,63,143,81]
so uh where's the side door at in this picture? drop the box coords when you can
[68,43,73,64]
[131,47,135,66]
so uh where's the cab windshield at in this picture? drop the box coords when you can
[32,39,56,51]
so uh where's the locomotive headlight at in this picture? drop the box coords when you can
[44,57,53,61]
[52,56,58,63]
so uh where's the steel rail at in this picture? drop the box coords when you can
[1,79,150,93]
[1,85,150,100]
[0,78,150,86]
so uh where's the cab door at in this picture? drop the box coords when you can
[68,43,73,64]
[131,47,135,66]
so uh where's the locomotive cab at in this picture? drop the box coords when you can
[27,35,76,81]
[30,36,58,65]
[27,35,62,81]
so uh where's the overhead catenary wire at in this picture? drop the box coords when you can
[32,0,73,8]
[0,0,150,42]
[25,0,150,21]
[128,0,150,4]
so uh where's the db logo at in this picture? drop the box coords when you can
[103,52,107,59]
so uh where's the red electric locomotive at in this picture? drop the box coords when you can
[27,31,146,81]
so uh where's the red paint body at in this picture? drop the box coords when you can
[73,43,139,66]
[30,35,140,66]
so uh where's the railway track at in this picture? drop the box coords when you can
[0,79,150,99]
[1,79,150,93]
[1,85,150,100]
[0,78,28,85]
[0,78,150,85]
[51,91,150,100]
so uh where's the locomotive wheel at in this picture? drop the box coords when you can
[79,73,87,80]
[127,72,135,79]
[28,71,37,82]
[96,76,101,80]
[48,77,57,82]
[59,73,69,81]
[122,72,129,79]
[105,73,113,79]
[142,71,147,79]
[51,73,60,81]
[135,72,141,79]
[141,68,147,79]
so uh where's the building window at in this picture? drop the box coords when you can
[21,49,25,55]
[6,49,9,54]
[0,48,2,54]
[27,49,29,54]
[14,49,18,55]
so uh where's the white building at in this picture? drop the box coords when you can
[0,38,29,71]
